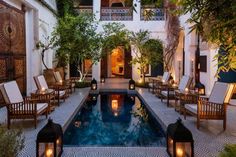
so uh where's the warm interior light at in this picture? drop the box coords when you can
[46,148,53,157]
[138,79,143,84]
[176,147,184,157]
[130,84,134,89]
[169,139,173,144]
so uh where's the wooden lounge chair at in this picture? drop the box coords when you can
[53,71,75,93]
[0,81,49,129]
[34,75,68,104]
[148,72,171,93]
[159,75,192,106]
[184,82,235,130]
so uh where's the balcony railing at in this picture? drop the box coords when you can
[76,6,93,14]
[140,8,164,21]
[101,7,133,21]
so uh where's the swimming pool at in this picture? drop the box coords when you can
[64,93,166,146]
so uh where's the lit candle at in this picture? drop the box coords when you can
[185,88,189,93]
[162,79,165,83]
[114,112,118,116]
[130,84,134,89]
[59,80,62,83]
[56,139,60,145]
[176,147,184,157]
[41,87,46,92]
[92,84,96,90]
[46,148,53,157]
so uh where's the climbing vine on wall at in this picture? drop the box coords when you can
[163,1,180,71]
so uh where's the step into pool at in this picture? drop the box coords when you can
[64,93,166,146]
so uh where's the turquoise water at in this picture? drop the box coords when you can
[64,93,166,146]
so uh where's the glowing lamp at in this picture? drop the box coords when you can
[101,77,105,83]
[167,118,194,157]
[41,87,46,92]
[111,100,118,111]
[129,79,135,90]
[36,119,63,157]
[91,78,97,90]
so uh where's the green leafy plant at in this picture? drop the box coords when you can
[0,126,25,157]
[129,30,163,83]
[169,0,236,73]
[53,13,103,81]
[219,144,236,157]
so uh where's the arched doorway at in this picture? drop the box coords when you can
[101,46,132,78]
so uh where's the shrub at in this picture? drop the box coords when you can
[0,126,24,157]
[219,144,236,157]
[75,81,91,88]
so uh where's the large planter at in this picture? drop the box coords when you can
[43,69,56,86]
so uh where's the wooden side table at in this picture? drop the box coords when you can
[31,89,56,112]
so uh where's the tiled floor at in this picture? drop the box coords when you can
[0,78,236,157]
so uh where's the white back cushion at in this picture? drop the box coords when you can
[3,81,23,103]
[209,82,232,104]
[54,71,62,82]
[0,83,9,104]
[163,72,170,83]
[36,75,49,89]
[178,75,191,91]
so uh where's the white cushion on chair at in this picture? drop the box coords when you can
[209,82,232,104]
[185,104,197,114]
[3,81,23,104]
[161,91,175,97]
[163,72,170,83]
[55,90,66,97]
[36,75,49,90]
[37,103,48,114]
[54,71,63,82]
[0,83,9,104]
[178,75,191,91]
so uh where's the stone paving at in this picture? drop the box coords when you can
[0,78,236,157]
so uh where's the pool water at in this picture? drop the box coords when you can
[64,93,166,146]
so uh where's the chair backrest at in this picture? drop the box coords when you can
[178,75,192,91]
[0,81,23,104]
[54,71,63,82]
[209,82,235,104]
[34,75,49,90]
[162,72,170,83]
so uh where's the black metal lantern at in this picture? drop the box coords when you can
[167,119,194,157]
[129,79,135,90]
[194,82,205,95]
[100,76,105,83]
[91,78,97,90]
[36,119,63,157]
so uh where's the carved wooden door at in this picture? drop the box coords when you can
[0,1,26,95]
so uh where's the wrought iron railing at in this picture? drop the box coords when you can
[140,8,164,21]
[101,7,133,21]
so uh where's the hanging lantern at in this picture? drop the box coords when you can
[36,119,63,157]
[100,76,105,83]
[129,79,135,90]
[167,118,194,157]
[194,82,205,95]
[91,78,97,90]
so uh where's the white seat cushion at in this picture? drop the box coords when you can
[3,81,24,104]
[37,103,48,114]
[230,99,236,106]
[161,91,175,97]
[185,104,197,114]
[56,90,66,97]
[178,75,191,91]
[71,83,75,88]
[162,72,170,83]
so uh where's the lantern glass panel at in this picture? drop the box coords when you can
[38,142,54,157]
[130,84,134,90]
[92,84,96,90]
[168,137,174,156]
[176,142,192,157]
[56,137,62,156]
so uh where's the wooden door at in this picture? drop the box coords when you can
[124,47,132,78]
[0,1,26,95]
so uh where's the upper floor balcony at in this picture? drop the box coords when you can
[73,0,165,21]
